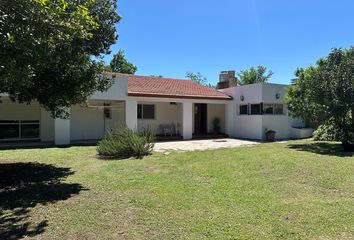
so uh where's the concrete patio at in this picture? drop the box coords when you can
[154,138,259,152]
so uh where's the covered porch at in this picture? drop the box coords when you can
[126,97,234,140]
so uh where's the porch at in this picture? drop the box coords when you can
[131,98,232,140]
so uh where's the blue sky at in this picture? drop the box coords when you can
[103,0,354,85]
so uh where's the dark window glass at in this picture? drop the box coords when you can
[21,120,39,124]
[21,124,40,139]
[239,105,248,115]
[137,104,142,119]
[142,105,155,119]
[0,120,19,124]
[251,104,261,115]
[263,104,274,114]
[274,104,284,115]
[0,124,20,139]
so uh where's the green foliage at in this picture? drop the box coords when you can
[237,65,274,85]
[97,126,155,159]
[109,50,137,74]
[285,67,324,127]
[185,72,208,85]
[0,0,121,117]
[286,47,354,145]
[212,117,221,133]
[313,122,341,141]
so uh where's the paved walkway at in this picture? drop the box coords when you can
[154,138,259,152]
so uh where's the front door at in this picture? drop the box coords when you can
[194,103,207,134]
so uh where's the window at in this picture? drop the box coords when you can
[239,104,248,115]
[20,121,40,139]
[274,104,284,115]
[263,104,274,114]
[0,120,40,140]
[103,103,112,119]
[251,104,261,115]
[137,104,155,119]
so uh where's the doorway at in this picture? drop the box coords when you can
[194,103,207,134]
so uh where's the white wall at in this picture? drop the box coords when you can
[40,108,55,142]
[221,83,306,140]
[207,104,225,133]
[70,101,125,141]
[137,101,182,134]
[90,75,128,101]
[234,115,263,140]
[0,98,40,120]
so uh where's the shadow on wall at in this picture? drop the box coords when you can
[287,142,354,157]
[0,162,86,239]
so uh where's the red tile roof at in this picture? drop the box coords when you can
[104,73,232,100]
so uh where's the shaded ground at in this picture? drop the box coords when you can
[0,140,352,239]
[0,162,85,239]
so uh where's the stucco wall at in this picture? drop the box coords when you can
[207,104,225,133]
[40,109,55,142]
[90,75,128,101]
[70,101,125,141]
[0,98,56,142]
[221,83,307,140]
[137,101,182,135]
[234,115,263,140]
[0,98,40,120]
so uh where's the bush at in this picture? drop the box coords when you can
[97,126,155,159]
[313,123,340,141]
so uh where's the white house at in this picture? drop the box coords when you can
[0,72,312,145]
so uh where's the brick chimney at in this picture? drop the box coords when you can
[216,70,237,89]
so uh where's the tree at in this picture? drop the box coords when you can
[0,0,121,117]
[109,50,137,74]
[237,65,274,85]
[185,72,207,85]
[286,47,354,149]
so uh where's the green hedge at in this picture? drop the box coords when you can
[313,122,340,141]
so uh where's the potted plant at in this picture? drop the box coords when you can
[265,129,276,142]
[212,117,221,134]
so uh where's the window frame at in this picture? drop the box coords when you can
[137,104,156,120]
[274,104,284,115]
[250,103,262,115]
[0,120,40,141]
[103,103,112,119]
[239,104,248,115]
[262,104,274,115]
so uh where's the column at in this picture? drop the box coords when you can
[225,102,235,137]
[125,99,137,130]
[54,108,70,145]
[182,102,193,140]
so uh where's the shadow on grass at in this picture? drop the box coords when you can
[0,162,86,239]
[287,142,354,157]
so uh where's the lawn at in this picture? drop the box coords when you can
[0,141,353,239]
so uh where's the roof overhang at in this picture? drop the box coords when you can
[128,92,233,100]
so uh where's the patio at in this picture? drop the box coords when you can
[154,138,259,152]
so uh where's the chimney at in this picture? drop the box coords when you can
[216,70,237,89]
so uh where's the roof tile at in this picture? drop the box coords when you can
[105,73,232,100]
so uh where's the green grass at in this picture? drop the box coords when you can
[0,140,353,239]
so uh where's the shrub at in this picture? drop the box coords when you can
[313,122,340,141]
[212,117,221,134]
[97,126,155,159]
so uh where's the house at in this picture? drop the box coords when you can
[0,71,312,145]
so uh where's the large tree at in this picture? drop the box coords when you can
[185,71,207,85]
[0,0,120,117]
[237,65,274,85]
[286,47,354,148]
[109,50,137,74]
